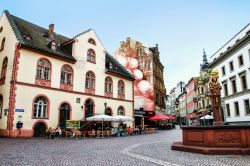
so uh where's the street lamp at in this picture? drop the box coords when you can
[104,102,107,114]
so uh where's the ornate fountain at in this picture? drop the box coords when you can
[171,70,250,155]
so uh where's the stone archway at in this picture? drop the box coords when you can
[33,122,47,137]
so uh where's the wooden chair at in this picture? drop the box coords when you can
[96,130,104,138]
[80,131,86,139]
[89,129,96,138]
[74,131,81,139]
[65,131,72,139]
[106,130,112,138]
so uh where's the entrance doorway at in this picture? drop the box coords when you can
[85,99,94,118]
[0,96,2,119]
[33,122,47,137]
[59,103,70,128]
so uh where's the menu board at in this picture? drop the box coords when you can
[66,120,80,129]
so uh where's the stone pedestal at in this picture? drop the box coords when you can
[172,125,250,155]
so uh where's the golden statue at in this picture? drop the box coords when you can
[209,70,224,125]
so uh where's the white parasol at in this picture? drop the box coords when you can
[86,114,118,137]
[112,115,134,122]
[199,115,213,119]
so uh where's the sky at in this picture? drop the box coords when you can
[1,0,250,93]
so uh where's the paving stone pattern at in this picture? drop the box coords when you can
[0,127,250,166]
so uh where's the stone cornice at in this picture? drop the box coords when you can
[209,33,250,68]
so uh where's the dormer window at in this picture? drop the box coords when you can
[109,62,113,69]
[42,33,48,38]
[88,38,96,45]
[51,41,56,51]
[24,35,32,41]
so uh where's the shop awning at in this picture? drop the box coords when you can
[149,114,169,121]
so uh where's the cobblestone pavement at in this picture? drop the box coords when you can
[1,127,250,166]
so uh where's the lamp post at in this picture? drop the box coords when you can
[102,102,107,137]
[104,102,107,114]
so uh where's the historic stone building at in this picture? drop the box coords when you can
[114,38,166,127]
[195,50,211,116]
[0,10,134,137]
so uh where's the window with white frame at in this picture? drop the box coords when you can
[118,80,125,95]
[36,58,51,80]
[85,71,95,89]
[105,76,113,93]
[60,65,73,85]
[117,106,125,115]
[33,96,48,118]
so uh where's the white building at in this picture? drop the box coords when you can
[209,23,250,124]
[169,88,176,116]
[178,91,187,124]
[175,81,186,97]
[0,10,134,137]
[165,95,171,115]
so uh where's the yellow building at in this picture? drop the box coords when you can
[0,10,134,137]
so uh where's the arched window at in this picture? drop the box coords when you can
[0,27,3,33]
[87,49,95,63]
[0,57,7,85]
[88,38,96,45]
[118,80,125,97]
[85,71,95,90]
[0,37,5,51]
[105,107,112,116]
[117,106,125,116]
[60,65,73,85]
[36,58,51,80]
[105,77,113,93]
[105,76,113,97]
[33,96,48,118]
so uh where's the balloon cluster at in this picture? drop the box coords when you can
[115,54,155,111]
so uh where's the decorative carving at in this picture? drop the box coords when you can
[118,95,125,99]
[85,88,95,95]
[215,132,241,144]
[60,84,73,91]
[35,79,51,87]
[104,92,113,98]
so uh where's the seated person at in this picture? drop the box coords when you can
[127,126,133,135]
[56,126,62,138]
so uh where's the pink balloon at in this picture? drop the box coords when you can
[133,69,143,80]
[137,80,154,98]
[127,57,138,69]
[115,54,128,67]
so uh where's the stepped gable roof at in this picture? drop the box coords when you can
[105,53,135,80]
[4,10,76,63]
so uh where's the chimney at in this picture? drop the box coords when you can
[49,24,54,35]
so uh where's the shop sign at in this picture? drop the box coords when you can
[15,109,24,112]
[135,110,155,116]
[66,120,80,129]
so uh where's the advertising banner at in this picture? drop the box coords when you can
[114,39,155,111]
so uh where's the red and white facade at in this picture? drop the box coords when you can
[185,77,198,124]
[0,11,134,137]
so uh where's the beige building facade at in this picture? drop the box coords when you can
[0,10,134,137]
